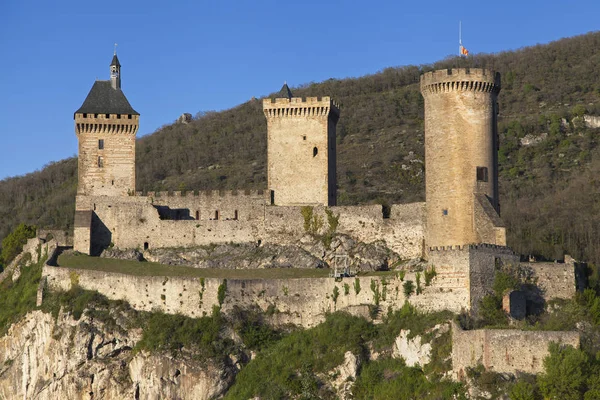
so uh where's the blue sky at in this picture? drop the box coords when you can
[1,0,599,179]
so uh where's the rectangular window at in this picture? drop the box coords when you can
[117,114,121,119]
[97,156,104,168]
[98,139,104,149]
[105,113,110,118]
[476,167,488,182]
[442,209,448,216]
[214,210,219,220]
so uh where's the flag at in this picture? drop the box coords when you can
[460,45,469,56]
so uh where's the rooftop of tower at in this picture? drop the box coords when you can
[275,82,293,99]
[74,80,139,116]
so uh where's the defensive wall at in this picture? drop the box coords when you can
[451,320,580,377]
[42,261,474,327]
[74,192,426,260]
[427,244,519,312]
[522,259,578,300]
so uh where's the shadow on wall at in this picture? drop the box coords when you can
[91,212,112,256]
[153,205,194,220]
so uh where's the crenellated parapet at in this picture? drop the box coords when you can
[263,97,340,120]
[137,189,265,198]
[420,68,500,96]
[428,243,516,254]
[74,113,139,135]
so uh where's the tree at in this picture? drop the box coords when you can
[0,223,36,266]
[538,343,587,400]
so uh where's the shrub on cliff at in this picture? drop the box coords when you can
[0,223,36,266]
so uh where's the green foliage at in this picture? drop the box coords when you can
[398,270,406,281]
[493,270,520,297]
[424,267,436,286]
[300,206,323,236]
[343,283,350,295]
[353,278,361,295]
[0,251,45,335]
[353,357,465,400]
[510,381,541,400]
[538,343,588,400]
[217,279,227,306]
[403,280,415,298]
[224,313,377,399]
[69,271,80,288]
[230,306,280,351]
[324,208,339,234]
[332,286,339,304]
[415,272,422,295]
[0,223,36,266]
[370,279,381,306]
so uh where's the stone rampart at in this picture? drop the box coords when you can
[42,265,469,326]
[451,321,579,378]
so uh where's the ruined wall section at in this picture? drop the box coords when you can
[75,113,139,196]
[451,321,579,378]
[523,261,576,300]
[473,193,507,246]
[264,97,339,206]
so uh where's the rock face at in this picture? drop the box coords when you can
[392,329,432,367]
[0,310,233,400]
[138,234,391,272]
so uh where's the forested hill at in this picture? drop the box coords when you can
[1,32,599,266]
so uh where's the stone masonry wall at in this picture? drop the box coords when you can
[451,321,579,378]
[523,261,576,300]
[75,193,426,260]
[42,263,469,327]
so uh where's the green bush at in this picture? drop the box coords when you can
[538,343,588,400]
[1,223,36,266]
[217,279,227,306]
[403,280,415,298]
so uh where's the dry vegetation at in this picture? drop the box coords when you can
[1,32,600,266]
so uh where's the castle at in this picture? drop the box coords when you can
[71,53,516,311]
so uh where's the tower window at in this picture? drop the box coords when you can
[234,210,239,220]
[313,147,318,157]
[214,210,219,220]
[196,211,200,220]
[98,139,104,149]
[270,190,275,205]
[442,209,448,216]
[97,156,104,168]
[476,167,488,182]
[105,113,110,118]
[303,135,307,141]
[83,113,87,118]
[117,114,121,119]
[128,114,132,119]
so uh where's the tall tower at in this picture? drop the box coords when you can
[263,84,340,206]
[74,52,139,196]
[420,68,504,248]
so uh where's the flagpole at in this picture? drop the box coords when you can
[459,21,462,56]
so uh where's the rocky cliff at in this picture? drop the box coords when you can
[0,310,233,400]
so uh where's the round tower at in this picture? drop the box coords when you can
[420,68,501,248]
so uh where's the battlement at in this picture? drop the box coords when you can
[139,189,265,198]
[420,68,500,95]
[74,112,139,135]
[428,243,515,254]
[263,96,340,118]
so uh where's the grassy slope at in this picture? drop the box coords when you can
[1,32,599,263]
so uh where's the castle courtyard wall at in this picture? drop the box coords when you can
[523,261,576,300]
[75,194,426,260]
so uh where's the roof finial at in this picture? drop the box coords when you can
[284,80,287,85]
[114,43,118,55]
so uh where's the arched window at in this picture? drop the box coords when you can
[313,147,318,157]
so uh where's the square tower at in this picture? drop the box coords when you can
[263,85,340,206]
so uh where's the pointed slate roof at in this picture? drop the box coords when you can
[74,80,139,116]
[276,83,293,99]
[110,54,121,67]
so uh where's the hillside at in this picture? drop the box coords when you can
[1,32,600,266]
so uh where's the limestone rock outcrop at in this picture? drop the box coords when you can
[0,310,233,400]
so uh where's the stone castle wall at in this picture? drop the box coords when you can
[42,262,471,327]
[451,320,579,377]
[75,193,426,260]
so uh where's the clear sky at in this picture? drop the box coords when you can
[1,0,598,179]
